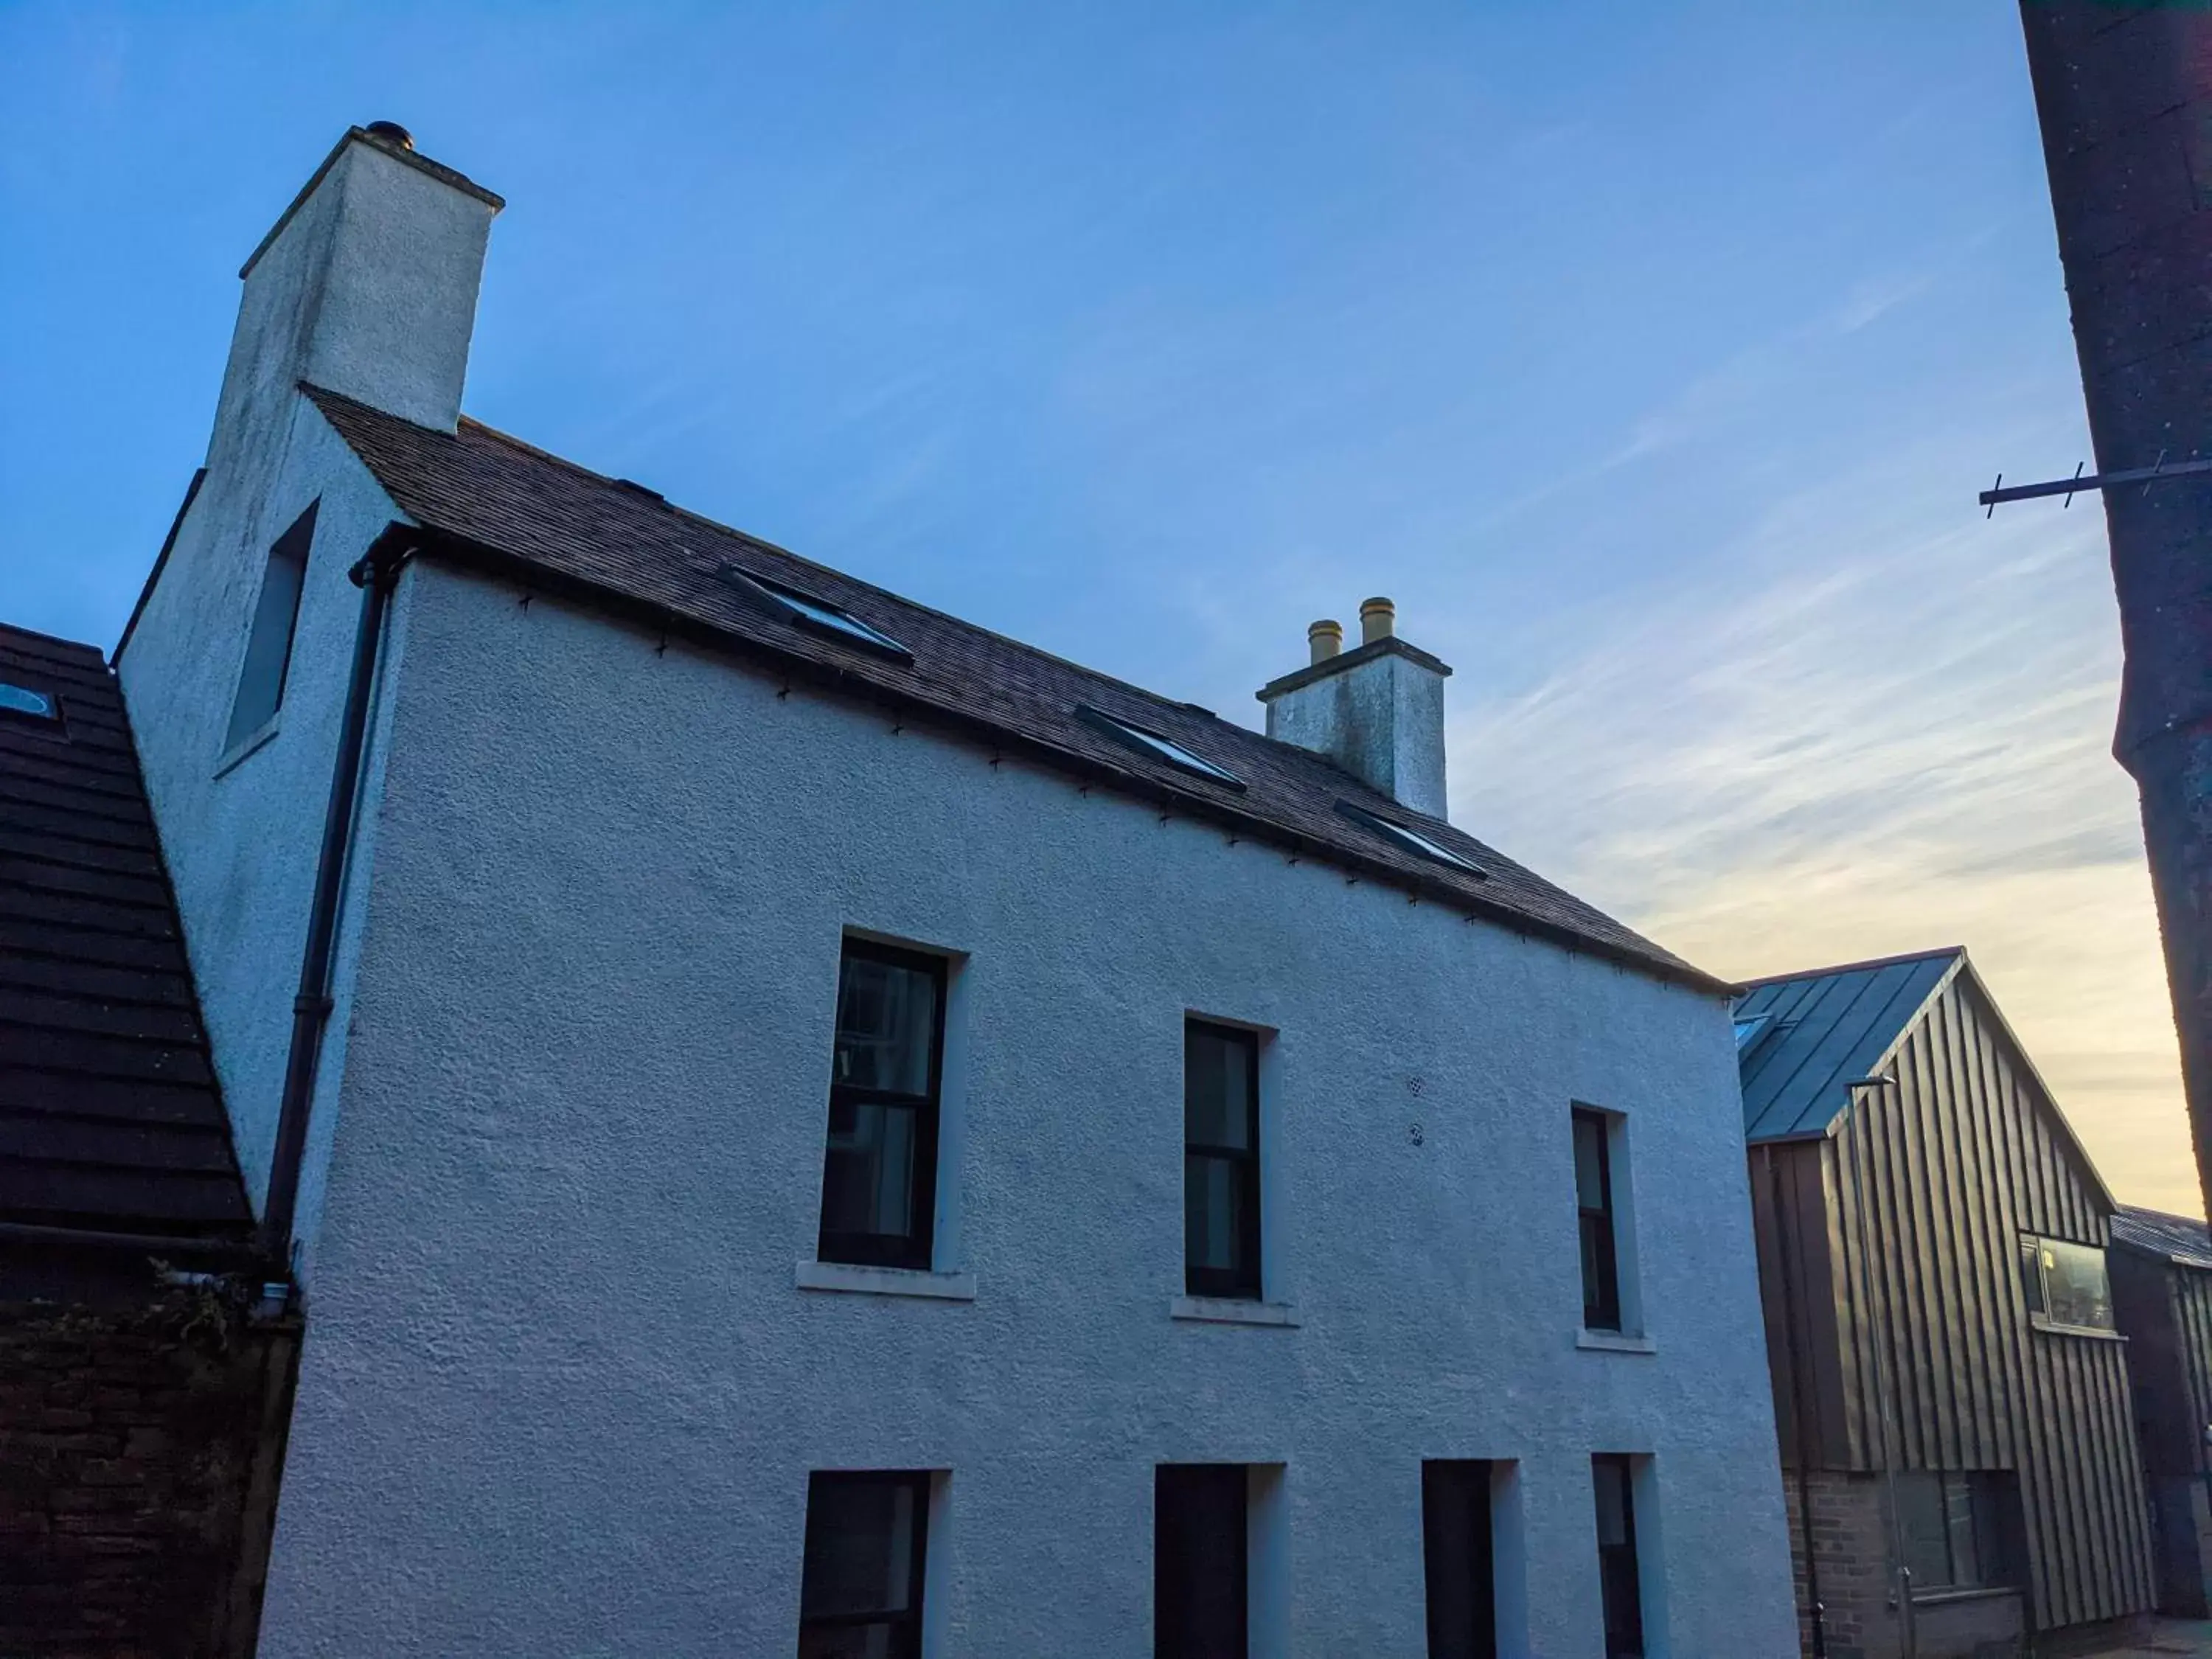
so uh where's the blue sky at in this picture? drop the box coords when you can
[2,3,2188,1207]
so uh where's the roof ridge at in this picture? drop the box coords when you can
[1736,944,1965,990]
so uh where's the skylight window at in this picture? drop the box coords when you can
[1075,706,1244,789]
[0,682,58,721]
[721,566,913,661]
[1733,1015,1772,1053]
[1335,800,1486,876]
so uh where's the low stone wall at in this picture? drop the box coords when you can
[0,1283,298,1658]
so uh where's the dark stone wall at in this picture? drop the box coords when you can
[0,1284,298,1658]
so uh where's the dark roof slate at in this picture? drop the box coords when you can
[1735,947,1963,1143]
[305,384,1717,991]
[0,624,254,1241]
[2112,1206,2212,1271]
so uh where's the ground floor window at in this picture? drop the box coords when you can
[1894,1470,2021,1594]
[798,1470,930,1658]
[1156,1463,1248,1658]
[1422,1460,1498,1659]
[1592,1455,1644,1658]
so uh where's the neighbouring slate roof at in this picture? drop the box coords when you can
[0,624,254,1241]
[305,384,1720,992]
[2112,1206,2212,1271]
[1736,947,1963,1143]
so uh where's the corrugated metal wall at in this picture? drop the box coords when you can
[1763,970,2154,1632]
[2171,1270,2212,1481]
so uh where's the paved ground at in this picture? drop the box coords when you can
[2081,1619,2212,1657]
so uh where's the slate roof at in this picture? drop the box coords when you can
[1735,947,1964,1142]
[0,624,254,1243]
[305,384,1720,992]
[2112,1206,2212,1271]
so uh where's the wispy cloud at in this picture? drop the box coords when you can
[1451,467,2196,1214]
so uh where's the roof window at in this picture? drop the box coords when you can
[1335,800,1485,876]
[722,566,913,662]
[0,681,59,722]
[1076,706,1244,789]
[1733,1015,1772,1053]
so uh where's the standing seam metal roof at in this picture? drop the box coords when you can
[1735,947,1964,1143]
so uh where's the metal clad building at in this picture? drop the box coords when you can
[2109,1205,2212,1616]
[1742,947,2154,1655]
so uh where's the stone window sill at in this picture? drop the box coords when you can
[1576,1328,1657,1354]
[795,1261,975,1301]
[1910,1585,2020,1608]
[1171,1295,1300,1328]
[2028,1314,2125,1342]
[214,717,281,778]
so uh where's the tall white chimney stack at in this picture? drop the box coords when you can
[204,123,502,489]
[1257,597,1452,819]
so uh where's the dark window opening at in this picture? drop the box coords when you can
[1574,1109,1621,1332]
[1592,1455,1644,1659]
[1155,1464,1247,1659]
[1423,1461,1498,1659]
[225,500,317,751]
[1895,1470,2023,1594]
[818,939,945,1270]
[1185,1020,1261,1300]
[797,1470,930,1659]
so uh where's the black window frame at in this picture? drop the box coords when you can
[1075,705,1246,791]
[796,1469,932,1659]
[1184,1019,1263,1301]
[1422,1459,1499,1659]
[1574,1107,1623,1333]
[816,937,948,1272]
[1155,1463,1248,1659]
[1592,1454,1645,1659]
[2017,1231,2115,1333]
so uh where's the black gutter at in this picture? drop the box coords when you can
[257,524,413,1265]
[403,524,1735,1000]
[1764,1144,1828,1659]
[112,467,208,666]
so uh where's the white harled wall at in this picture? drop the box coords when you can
[237,558,1798,1656]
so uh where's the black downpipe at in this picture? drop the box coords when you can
[1766,1145,1829,1659]
[257,528,411,1266]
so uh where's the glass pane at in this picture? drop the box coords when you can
[1581,1214,1618,1329]
[822,1101,917,1239]
[835,955,937,1095]
[1186,1153,1246,1276]
[1593,1458,1631,1548]
[226,538,307,748]
[1944,1474,1981,1588]
[1574,1116,1607,1211]
[0,682,56,719]
[1185,1026,1252,1151]
[1894,1471,1951,1587]
[2039,1239,2113,1329]
[800,1478,918,1618]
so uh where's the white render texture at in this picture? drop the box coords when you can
[231,563,1798,1656]
[1260,641,1451,820]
